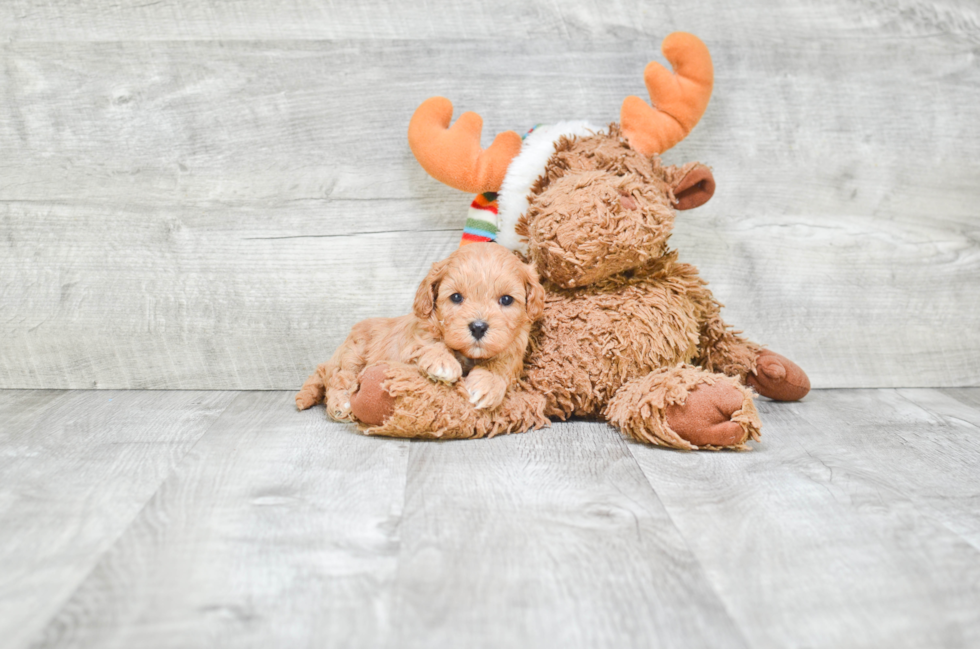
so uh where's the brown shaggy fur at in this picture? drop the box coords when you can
[296,243,544,419]
[365,362,549,439]
[326,126,802,450]
[606,364,760,451]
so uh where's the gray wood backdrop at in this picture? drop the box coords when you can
[1,0,978,390]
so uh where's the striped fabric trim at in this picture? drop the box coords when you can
[460,192,499,246]
[523,125,542,140]
[459,127,543,248]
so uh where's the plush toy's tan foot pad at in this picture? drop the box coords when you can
[606,365,760,451]
[350,363,396,426]
[747,350,811,402]
[665,381,747,448]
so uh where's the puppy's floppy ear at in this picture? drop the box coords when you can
[521,261,545,322]
[413,258,451,320]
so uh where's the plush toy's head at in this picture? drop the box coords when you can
[515,128,715,287]
[407,32,716,288]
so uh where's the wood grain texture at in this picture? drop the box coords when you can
[28,392,411,649]
[390,421,747,649]
[1,2,978,389]
[0,389,235,649]
[627,392,980,649]
[1,0,977,42]
[4,387,980,647]
[0,201,451,389]
[893,387,980,550]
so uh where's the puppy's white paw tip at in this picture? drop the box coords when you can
[429,365,461,383]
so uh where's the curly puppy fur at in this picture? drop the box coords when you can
[358,127,771,449]
[296,242,544,419]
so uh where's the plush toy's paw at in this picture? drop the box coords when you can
[418,346,463,384]
[608,366,760,450]
[665,381,749,448]
[464,369,508,410]
[747,350,811,402]
[326,387,353,421]
[349,364,396,426]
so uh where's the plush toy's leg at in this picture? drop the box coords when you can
[605,364,761,451]
[746,349,811,402]
[696,311,810,402]
[350,362,549,439]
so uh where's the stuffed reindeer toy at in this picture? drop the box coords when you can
[307,32,810,450]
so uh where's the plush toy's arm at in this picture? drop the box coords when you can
[350,362,549,439]
[694,299,811,402]
[695,304,762,379]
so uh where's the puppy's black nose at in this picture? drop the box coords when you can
[469,320,489,340]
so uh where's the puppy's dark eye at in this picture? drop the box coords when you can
[498,295,514,306]
[450,293,464,304]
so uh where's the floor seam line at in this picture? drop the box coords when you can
[18,390,245,648]
[618,425,756,649]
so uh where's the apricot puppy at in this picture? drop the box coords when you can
[296,243,544,420]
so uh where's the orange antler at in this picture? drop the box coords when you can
[408,97,523,194]
[621,32,714,157]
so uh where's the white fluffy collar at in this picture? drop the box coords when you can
[495,121,603,253]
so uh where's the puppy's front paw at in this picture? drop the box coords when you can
[326,388,352,421]
[418,347,462,384]
[464,369,508,410]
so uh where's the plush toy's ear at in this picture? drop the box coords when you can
[671,164,715,210]
[521,261,546,322]
[413,258,450,320]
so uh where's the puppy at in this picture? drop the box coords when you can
[296,243,544,420]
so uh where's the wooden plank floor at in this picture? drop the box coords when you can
[2,389,979,649]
